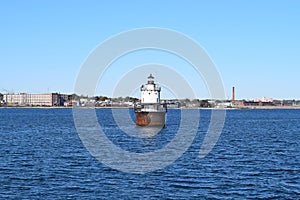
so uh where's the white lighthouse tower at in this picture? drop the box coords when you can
[141,74,161,107]
[135,74,167,126]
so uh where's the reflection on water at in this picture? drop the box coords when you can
[127,126,163,138]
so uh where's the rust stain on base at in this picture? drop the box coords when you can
[135,112,166,126]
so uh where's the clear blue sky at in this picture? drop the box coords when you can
[0,1,299,100]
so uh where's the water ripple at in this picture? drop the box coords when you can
[0,108,299,199]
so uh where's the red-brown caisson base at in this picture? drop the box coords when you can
[135,112,166,127]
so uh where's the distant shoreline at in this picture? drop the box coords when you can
[231,105,300,110]
[1,106,300,110]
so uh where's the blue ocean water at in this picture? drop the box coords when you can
[0,108,299,199]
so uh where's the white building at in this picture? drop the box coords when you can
[254,97,273,103]
[141,74,161,104]
[140,74,166,112]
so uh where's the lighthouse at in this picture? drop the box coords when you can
[135,74,167,126]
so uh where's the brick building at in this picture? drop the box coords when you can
[3,93,69,106]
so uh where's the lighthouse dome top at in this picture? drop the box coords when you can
[147,74,155,84]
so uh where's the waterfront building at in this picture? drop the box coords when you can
[3,93,68,106]
[254,97,273,103]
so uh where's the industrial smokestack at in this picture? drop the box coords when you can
[232,87,235,104]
